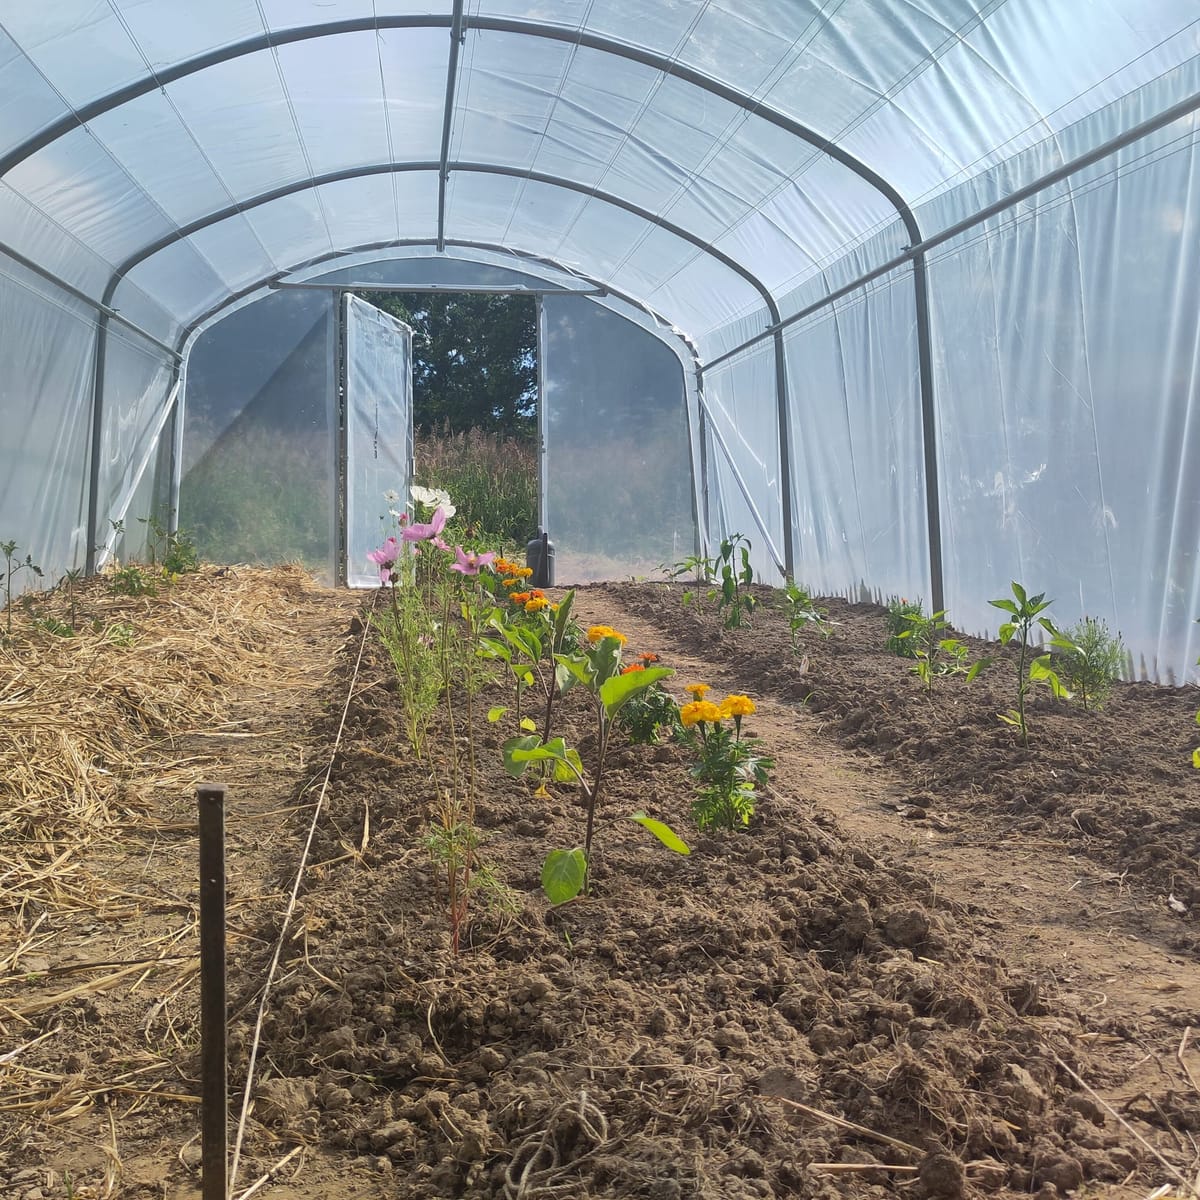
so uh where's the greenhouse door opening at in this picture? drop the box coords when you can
[179,290,412,585]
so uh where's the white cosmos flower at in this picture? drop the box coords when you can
[383,489,400,504]
[410,485,456,518]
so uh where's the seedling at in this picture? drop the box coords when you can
[503,626,688,902]
[667,534,758,629]
[782,581,831,648]
[988,581,1069,746]
[884,596,924,657]
[898,609,989,695]
[1,539,43,639]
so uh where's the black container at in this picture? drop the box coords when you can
[525,530,555,588]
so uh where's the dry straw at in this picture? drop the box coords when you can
[0,565,328,945]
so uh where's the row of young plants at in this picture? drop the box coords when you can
[0,513,199,645]
[367,490,774,949]
[665,533,1146,750]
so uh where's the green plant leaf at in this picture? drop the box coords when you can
[519,716,537,733]
[1030,654,1070,698]
[501,734,543,776]
[554,653,593,693]
[1010,580,1027,605]
[552,589,576,648]
[1193,746,1200,769]
[487,706,507,723]
[553,748,583,782]
[630,813,690,854]
[965,658,991,681]
[542,848,586,904]
[598,666,674,718]
[589,636,623,686]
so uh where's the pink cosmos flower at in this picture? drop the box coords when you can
[431,536,450,552]
[450,546,497,576]
[401,505,448,542]
[367,535,400,584]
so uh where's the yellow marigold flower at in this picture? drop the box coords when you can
[586,624,626,645]
[502,577,521,589]
[525,596,549,613]
[720,694,756,719]
[685,683,710,699]
[680,700,723,727]
[517,566,534,578]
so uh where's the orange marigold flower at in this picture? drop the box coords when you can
[685,683,710,699]
[680,699,723,728]
[720,694,756,719]
[586,624,626,645]
[639,652,660,664]
[530,589,545,599]
[502,577,522,589]
[620,663,645,675]
[510,592,531,604]
[525,597,549,613]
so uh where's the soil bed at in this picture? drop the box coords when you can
[2,573,1198,1200]
[249,582,1200,1198]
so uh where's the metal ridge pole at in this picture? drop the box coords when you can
[436,2,466,253]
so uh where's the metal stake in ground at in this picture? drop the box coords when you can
[197,783,229,1200]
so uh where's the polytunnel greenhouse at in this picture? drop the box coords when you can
[1,2,1199,677]
[7,6,1200,1199]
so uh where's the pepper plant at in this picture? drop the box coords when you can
[898,609,989,695]
[988,581,1069,746]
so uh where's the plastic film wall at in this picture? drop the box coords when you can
[699,344,786,583]
[540,295,696,582]
[928,120,1200,681]
[0,263,98,584]
[783,273,926,607]
[179,288,337,580]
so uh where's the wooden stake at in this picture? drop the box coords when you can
[198,784,228,1200]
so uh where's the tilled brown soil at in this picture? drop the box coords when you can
[241,582,1200,1199]
[4,575,1198,1200]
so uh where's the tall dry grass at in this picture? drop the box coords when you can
[415,424,538,548]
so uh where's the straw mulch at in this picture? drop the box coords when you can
[0,563,355,1161]
[0,563,338,995]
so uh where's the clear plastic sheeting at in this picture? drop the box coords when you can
[0,263,96,585]
[699,345,786,583]
[344,293,413,589]
[540,295,696,581]
[179,288,337,578]
[930,115,1200,682]
[782,274,928,606]
[92,332,177,566]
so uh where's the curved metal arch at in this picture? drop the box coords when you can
[272,240,704,371]
[104,160,781,321]
[0,14,919,238]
